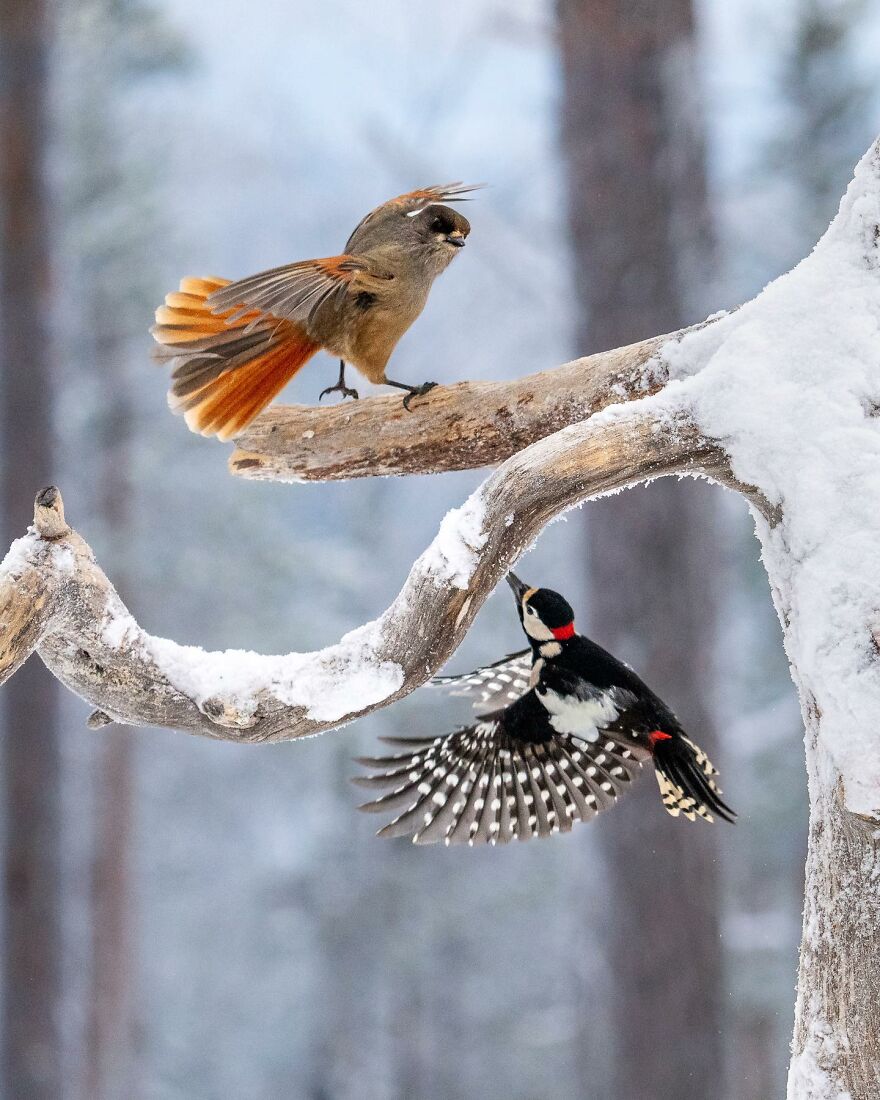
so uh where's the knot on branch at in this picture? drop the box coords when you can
[199,695,260,730]
[87,709,114,729]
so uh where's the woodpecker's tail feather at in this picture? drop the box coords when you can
[353,725,642,846]
[152,276,319,440]
[652,734,736,823]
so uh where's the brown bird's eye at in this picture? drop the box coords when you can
[430,215,451,233]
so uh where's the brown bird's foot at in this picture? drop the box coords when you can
[386,379,438,411]
[319,361,359,402]
[319,380,359,401]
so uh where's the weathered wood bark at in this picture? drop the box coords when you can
[0,1,62,1095]
[558,0,724,1096]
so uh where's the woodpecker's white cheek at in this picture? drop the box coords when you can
[522,615,554,641]
[537,689,621,739]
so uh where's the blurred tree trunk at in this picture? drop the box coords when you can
[86,732,134,1100]
[0,0,62,1096]
[557,3,724,1099]
[82,159,136,1100]
[86,399,134,1099]
[56,4,187,1088]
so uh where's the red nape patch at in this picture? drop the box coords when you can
[648,730,672,747]
[552,622,575,640]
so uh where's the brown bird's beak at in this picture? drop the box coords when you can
[446,231,466,247]
[506,572,530,600]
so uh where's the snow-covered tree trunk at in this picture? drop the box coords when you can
[741,491,880,1098]
[2,136,880,1097]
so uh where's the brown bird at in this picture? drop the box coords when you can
[151,183,478,440]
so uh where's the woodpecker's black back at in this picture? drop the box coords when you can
[354,574,735,845]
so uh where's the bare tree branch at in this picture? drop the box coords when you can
[0,398,749,742]
[227,318,725,482]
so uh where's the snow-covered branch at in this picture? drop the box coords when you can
[0,401,737,741]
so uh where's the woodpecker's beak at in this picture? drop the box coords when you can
[446,231,466,247]
[506,572,530,600]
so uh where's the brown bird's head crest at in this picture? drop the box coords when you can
[345,182,483,253]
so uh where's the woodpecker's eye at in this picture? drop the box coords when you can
[525,605,537,617]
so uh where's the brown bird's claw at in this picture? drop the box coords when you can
[401,381,438,411]
[319,382,360,402]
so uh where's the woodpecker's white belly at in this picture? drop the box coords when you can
[536,687,620,739]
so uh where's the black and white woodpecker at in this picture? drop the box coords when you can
[354,573,735,845]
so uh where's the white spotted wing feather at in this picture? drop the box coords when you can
[354,703,644,846]
[430,649,532,711]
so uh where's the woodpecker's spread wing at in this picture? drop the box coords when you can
[429,649,532,710]
[345,183,483,250]
[204,255,393,327]
[353,691,644,846]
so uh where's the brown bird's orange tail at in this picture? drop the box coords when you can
[152,276,319,441]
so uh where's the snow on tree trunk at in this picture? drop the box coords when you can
[666,140,880,1098]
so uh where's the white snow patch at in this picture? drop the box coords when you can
[787,997,852,1100]
[0,530,39,578]
[142,614,403,725]
[101,606,140,649]
[0,532,75,579]
[52,545,76,574]
[417,493,487,590]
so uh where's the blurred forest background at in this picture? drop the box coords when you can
[1,0,879,1097]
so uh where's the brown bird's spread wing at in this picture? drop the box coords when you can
[204,254,393,325]
[344,182,483,250]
